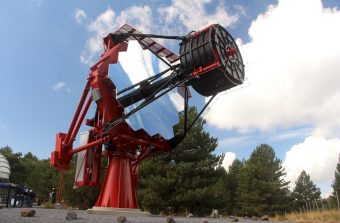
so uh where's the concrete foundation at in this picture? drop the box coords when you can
[87,207,150,217]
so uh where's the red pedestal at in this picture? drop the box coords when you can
[95,155,138,208]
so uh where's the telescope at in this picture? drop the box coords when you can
[50,23,244,211]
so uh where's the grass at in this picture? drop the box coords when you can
[274,209,340,223]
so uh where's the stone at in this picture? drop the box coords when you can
[167,215,175,223]
[260,215,269,221]
[20,209,36,217]
[251,216,258,221]
[230,216,239,222]
[117,215,127,222]
[200,219,209,223]
[66,207,77,220]
[187,213,193,217]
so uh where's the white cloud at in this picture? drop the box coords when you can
[158,0,241,34]
[52,82,71,93]
[75,9,87,24]
[219,135,250,147]
[53,82,66,91]
[116,6,152,33]
[80,7,116,64]
[268,127,312,142]
[80,6,152,65]
[283,136,340,195]
[205,0,340,134]
[233,4,246,17]
[31,0,43,7]
[222,152,236,171]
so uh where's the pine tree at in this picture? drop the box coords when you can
[138,107,225,215]
[225,159,244,215]
[292,170,321,208]
[26,158,59,202]
[332,154,340,198]
[138,157,176,214]
[236,144,290,216]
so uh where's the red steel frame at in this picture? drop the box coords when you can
[50,23,237,209]
[51,31,171,208]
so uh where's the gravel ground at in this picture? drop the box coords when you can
[0,208,294,223]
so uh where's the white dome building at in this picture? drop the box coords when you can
[0,153,10,181]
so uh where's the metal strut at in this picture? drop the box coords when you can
[110,32,188,41]
[135,37,175,70]
[187,94,216,132]
[110,30,183,70]
[117,66,175,96]
[104,71,192,134]
[167,93,217,149]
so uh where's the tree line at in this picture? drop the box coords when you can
[1,107,339,216]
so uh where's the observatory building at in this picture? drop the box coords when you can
[0,153,10,182]
[0,153,34,208]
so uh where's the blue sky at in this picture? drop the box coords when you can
[1,0,340,197]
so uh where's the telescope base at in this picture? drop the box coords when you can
[87,207,150,216]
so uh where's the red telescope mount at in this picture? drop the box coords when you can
[50,24,244,209]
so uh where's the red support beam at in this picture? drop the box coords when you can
[81,146,100,186]
[68,137,108,156]
[64,82,90,146]
[69,96,92,145]
[57,170,64,204]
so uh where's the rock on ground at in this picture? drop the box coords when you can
[0,208,293,223]
[251,216,258,221]
[230,216,239,222]
[260,215,270,221]
[66,207,77,220]
[20,209,36,217]
[167,215,175,223]
[117,215,127,222]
